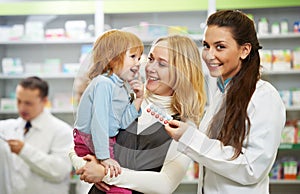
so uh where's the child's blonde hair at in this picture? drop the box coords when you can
[88,29,144,80]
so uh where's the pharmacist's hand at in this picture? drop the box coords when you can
[76,154,105,183]
[165,120,189,141]
[7,139,24,154]
[129,73,144,99]
[100,158,122,178]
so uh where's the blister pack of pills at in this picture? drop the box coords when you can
[145,103,173,125]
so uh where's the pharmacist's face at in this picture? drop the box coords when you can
[118,49,141,81]
[16,85,47,121]
[145,41,174,96]
[202,25,249,80]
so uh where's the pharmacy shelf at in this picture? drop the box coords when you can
[141,34,203,44]
[0,73,76,79]
[0,4,299,194]
[175,176,300,185]
[142,32,300,46]
[258,33,300,40]
[270,179,300,184]
[0,35,202,45]
[51,108,75,114]
[278,143,300,150]
[286,106,300,111]
[180,177,300,185]
[112,32,300,45]
[0,109,74,114]
[0,38,95,45]
[179,178,300,185]
[110,32,300,45]
[262,70,300,75]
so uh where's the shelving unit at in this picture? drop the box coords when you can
[1,1,300,194]
[0,71,78,124]
[261,69,300,114]
[0,1,100,128]
[270,179,300,184]
[270,143,300,194]
[0,12,96,125]
[0,1,208,127]
[279,143,300,150]
[0,38,95,45]
[250,6,300,193]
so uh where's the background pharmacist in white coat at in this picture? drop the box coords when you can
[165,10,286,194]
[0,76,73,194]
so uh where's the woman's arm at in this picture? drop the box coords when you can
[69,148,87,170]
[73,141,192,194]
[103,140,192,194]
[177,85,286,185]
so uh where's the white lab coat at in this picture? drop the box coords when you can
[178,80,286,194]
[0,110,73,194]
[0,139,12,194]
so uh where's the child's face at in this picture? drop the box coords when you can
[117,49,141,81]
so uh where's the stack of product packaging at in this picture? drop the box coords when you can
[269,120,300,181]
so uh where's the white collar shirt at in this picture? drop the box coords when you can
[0,110,73,194]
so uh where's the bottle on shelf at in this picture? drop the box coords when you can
[271,22,280,34]
[280,19,289,34]
[258,17,269,35]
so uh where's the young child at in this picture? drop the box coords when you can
[73,29,144,194]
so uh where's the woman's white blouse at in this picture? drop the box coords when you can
[178,79,286,194]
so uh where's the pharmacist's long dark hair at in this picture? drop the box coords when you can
[206,10,262,159]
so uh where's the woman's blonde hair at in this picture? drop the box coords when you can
[149,35,206,126]
[88,29,144,80]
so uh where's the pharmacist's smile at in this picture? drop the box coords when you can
[208,63,223,67]
[207,62,224,70]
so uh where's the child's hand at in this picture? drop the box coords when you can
[100,158,122,178]
[129,73,144,99]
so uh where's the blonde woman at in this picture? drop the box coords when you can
[71,34,206,194]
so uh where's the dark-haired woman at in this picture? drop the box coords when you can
[166,10,286,194]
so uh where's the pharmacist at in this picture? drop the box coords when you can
[0,76,73,194]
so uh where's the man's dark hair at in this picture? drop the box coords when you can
[19,76,49,98]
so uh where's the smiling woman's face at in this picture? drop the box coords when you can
[202,25,244,80]
[145,41,174,96]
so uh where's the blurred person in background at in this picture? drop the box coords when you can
[0,76,73,194]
